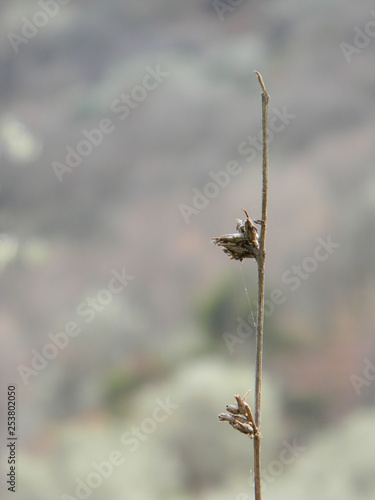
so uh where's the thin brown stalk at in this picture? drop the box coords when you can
[253,70,269,500]
[213,71,270,500]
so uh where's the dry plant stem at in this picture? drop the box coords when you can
[253,71,269,500]
[214,72,269,500]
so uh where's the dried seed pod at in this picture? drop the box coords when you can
[218,412,236,423]
[212,209,259,261]
[219,390,257,438]
[226,404,240,415]
[232,420,254,437]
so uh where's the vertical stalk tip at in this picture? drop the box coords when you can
[254,71,266,93]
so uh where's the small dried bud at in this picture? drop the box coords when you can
[219,391,257,438]
[218,412,235,423]
[226,404,240,415]
[232,420,254,437]
[212,209,259,261]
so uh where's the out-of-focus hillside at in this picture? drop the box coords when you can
[0,0,375,498]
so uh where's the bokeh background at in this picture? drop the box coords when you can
[1,1,375,499]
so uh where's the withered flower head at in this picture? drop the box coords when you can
[212,209,259,261]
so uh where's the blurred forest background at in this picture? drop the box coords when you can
[1,1,375,499]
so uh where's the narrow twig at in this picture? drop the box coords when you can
[213,72,269,500]
[253,70,269,500]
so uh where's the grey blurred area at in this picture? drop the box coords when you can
[1,0,375,498]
